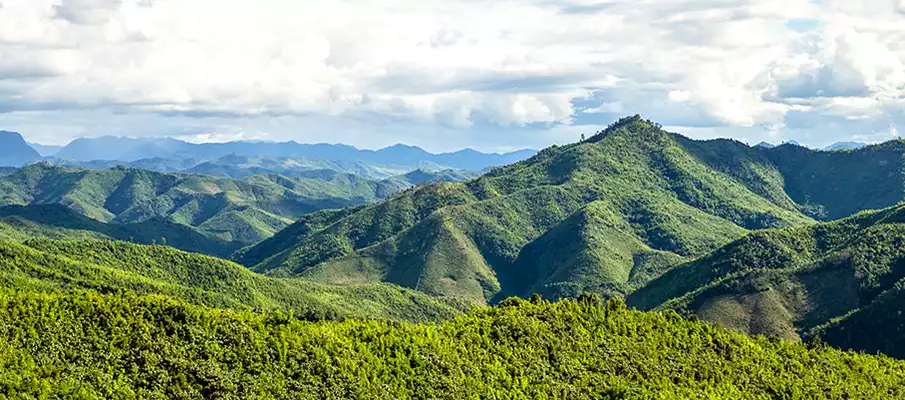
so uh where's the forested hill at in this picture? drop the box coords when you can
[2,292,904,398]
[241,116,905,306]
[0,163,401,245]
[626,203,905,355]
[0,236,467,322]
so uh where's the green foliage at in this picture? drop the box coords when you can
[246,116,823,304]
[0,204,242,257]
[629,203,905,351]
[0,163,404,246]
[0,237,467,323]
[1,291,904,399]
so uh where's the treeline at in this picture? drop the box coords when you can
[1,291,904,399]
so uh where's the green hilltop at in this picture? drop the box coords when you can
[0,163,401,246]
[244,115,905,305]
[2,292,904,398]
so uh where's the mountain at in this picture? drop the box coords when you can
[0,163,401,245]
[241,116,905,307]
[51,136,536,171]
[26,142,63,157]
[2,292,903,398]
[824,141,868,151]
[626,203,905,354]
[754,141,775,149]
[240,116,829,304]
[0,131,41,167]
[181,153,450,180]
[54,136,194,162]
[380,168,483,190]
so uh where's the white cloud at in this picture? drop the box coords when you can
[0,0,903,150]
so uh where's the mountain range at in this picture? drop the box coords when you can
[28,135,535,171]
[0,163,406,245]
[227,116,905,357]
[7,115,905,394]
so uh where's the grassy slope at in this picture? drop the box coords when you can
[628,204,905,344]
[0,164,401,246]
[0,238,467,323]
[244,116,815,304]
[1,293,904,399]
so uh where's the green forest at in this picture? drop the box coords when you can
[6,116,905,397]
[3,292,905,399]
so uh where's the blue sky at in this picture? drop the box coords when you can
[0,0,904,152]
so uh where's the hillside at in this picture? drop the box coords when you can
[244,117,905,306]
[1,293,904,398]
[242,116,826,304]
[0,237,467,322]
[0,205,242,257]
[627,203,905,350]
[0,131,41,167]
[0,163,401,245]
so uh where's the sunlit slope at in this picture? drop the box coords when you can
[629,204,905,345]
[245,116,817,304]
[0,164,400,245]
[1,293,904,398]
[0,238,467,323]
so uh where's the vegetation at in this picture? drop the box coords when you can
[0,163,403,246]
[628,203,905,352]
[0,204,242,257]
[0,237,467,323]
[243,116,835,304]
[1,292,904,398]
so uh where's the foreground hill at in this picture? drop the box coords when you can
[0,237,466,322]
[0,163,401,245]
[1,293,903,398]
[628,203,905,352]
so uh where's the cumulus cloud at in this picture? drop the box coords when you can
[0,0,903,150]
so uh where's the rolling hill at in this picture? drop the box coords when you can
[241,116,831,304]
[626,203,905,353]
[242,116,905,307]
[2,293,904,398]
[0,204,242,257]
[0,237,467,323]
[0,163,402,245]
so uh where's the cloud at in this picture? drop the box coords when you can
[0,0,902,151]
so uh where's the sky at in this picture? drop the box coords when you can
[1,0,904,152]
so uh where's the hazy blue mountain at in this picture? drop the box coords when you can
[0,131,42,167]
[754,141,775,149]
[26,142,63,157]
[50,136,536,171]
[55,136,193,162]
[824,141,867,151]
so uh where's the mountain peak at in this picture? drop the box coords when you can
[0,130,41,166]
[587,115,664,143]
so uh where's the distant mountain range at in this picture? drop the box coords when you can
[24,135,534,171]
[753,140,869,151]
[823,141,867,151]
